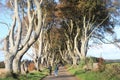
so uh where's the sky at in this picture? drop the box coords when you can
[0,0,11,39]
[87,26,120,60]
[0,1,11,61]
[0,0,12,61]
[0,0,120,61]
[87,42,120,60]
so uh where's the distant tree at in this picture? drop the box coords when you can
[55,0,113,65]
[28,0,57,70]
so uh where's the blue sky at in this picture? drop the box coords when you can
[0,0,12,61]
[87,42,120,59]
[0,1,11,39]
[87,26,120,59]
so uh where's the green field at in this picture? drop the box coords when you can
[68,63,120,80]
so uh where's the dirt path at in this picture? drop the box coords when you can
[42,67,79,80]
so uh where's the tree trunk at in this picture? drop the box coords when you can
[59,50,69,63]
[4,36,14,74]
[74,37,87,65]
[72,57,77,65]
[13,56,21,73]
[21,60,28,74]
[35,30,43,71]
[74,27,82,59]
[66,40,77,65]
[3,0,43,75]
[4,55,14,73]
[34,58,40,71]
[80,38,89,63]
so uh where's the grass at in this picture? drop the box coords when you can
[0,69,48,80]
[67,63,120,80]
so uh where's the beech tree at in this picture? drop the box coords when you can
[3,0,43,74]
[27,0,57,70]
[55,0,112,65]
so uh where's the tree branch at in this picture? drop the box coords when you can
[22,0,35,46]
[87,15,109,39]
[14,0,22,50]
[9,16,16,47]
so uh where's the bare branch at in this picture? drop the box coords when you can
[14,0,22,50]
[34,0,42,35]
[27,0,32,21]
[9,16,16,47]
[87,15,109,39]
[103,38,120,48]
[92,35,120,49]
[16,0,43,57]
[22,0,35,46]
[0,21,9,30]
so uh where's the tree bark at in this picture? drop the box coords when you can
[4,55,14,73]
[4,36,14,73]
[34,58,40,71]
[12,0,43,74]
[80,38,89,64]
[13,56,21,73]
[66,40,77,65]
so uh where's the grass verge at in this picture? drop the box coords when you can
[0,69,48,80]
[67,63,120,80]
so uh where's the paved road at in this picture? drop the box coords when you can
[42,67,79,80]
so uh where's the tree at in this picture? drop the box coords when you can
[90,0,120,48]
[3,0,43,74]
[27,0,57,70]
[55,0,112,65]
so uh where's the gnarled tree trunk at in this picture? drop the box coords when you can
[4,36,14,73]
[12,0,43,74]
